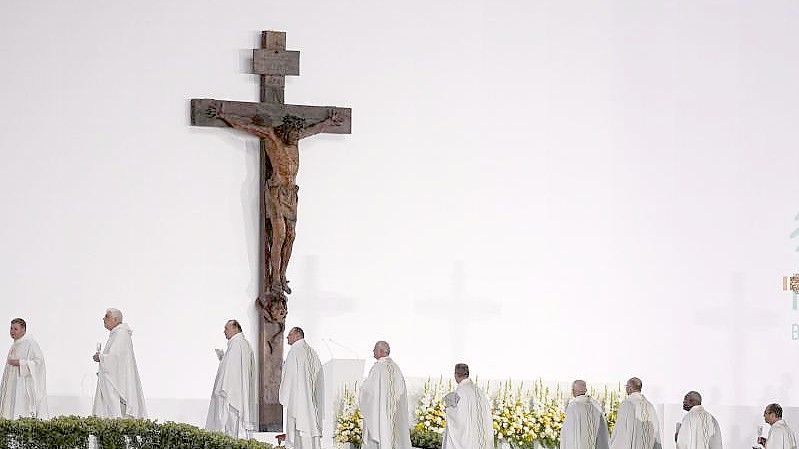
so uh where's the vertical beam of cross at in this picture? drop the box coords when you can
[257,30,288,432]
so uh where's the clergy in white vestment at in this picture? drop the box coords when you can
[761,403,797,449]
[560,380,610,449]
[442,363,493,449]
[359,340,412,449]
[0,318,48,419]
[676,391,722,449]
[610,377,661,449]
[92,308,147,418]
[206,319,257,438]
[279,327,324,449]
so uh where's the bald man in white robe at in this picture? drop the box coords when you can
[676,391,722,449]
[610,377,661,449]
[206,319,257,438]
[359,341,411,449]
[560,380,610,449]
[761,403,797,449]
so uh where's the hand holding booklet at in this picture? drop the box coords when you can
[443,392,460,408]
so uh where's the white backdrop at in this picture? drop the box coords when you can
[2,0,799,440]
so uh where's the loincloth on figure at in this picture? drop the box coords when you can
[266,183,299,222]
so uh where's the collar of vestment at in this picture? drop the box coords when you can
[377,356,393,364]
[689,405,705,413]
[13,334,29,344]
[293,338,306,348]
[573,394,590,402]
[110,322,132,335]
[228,332,244,345]
[458,378,473,385]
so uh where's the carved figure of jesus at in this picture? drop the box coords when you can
[206,104,342,294]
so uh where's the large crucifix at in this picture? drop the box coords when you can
[190,30,351,431]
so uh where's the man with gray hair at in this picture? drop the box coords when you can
[610,377,661,449]
[92,308,147,418]
[676,391,722,449]
[760,403,797,449]
[359,341,411,449]
[560,380,610,449]
[442,363,493,449]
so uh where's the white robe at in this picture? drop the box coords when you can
[0,335,48,419]
[279,339,324,449]
[561,395,610,449]
[610,392,661,449]
[442,378,493,449]
[676,405,722,449]
[206,332,257,438]
[767,421,797,449]
[359,357,412,449]
[92,322,147,418]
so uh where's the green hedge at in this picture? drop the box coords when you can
[0,416,274,449]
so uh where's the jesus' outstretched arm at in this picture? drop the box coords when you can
[206,105,282,147]
[299,109,343,139]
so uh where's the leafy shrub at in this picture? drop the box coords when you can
[0,416,273,449]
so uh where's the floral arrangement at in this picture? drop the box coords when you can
[410,377,451,449]
[529,380,567,448]
[334,386,363,448]
[413,377,450,434]
[491,381,536,449]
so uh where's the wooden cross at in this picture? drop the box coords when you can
[190,30,351,431]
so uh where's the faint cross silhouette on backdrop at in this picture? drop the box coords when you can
[415,261,501,359]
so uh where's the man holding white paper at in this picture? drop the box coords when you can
[760,403,797,449]
[92,308,147,418]
[206,319,257,438]
[0,318,48,419]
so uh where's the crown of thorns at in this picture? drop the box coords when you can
[281,115,306,130]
